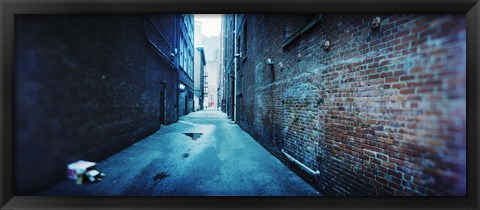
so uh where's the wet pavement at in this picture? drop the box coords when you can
[41,110,320,196]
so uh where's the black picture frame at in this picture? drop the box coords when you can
[1,0,479,209]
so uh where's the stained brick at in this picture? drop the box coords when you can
[223,14,467,196]
[385,77,399,83]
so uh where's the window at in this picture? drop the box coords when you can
[283,14,322,48]
[237,36,241,57]
[214,49,219,61]
[189,53,194,79]
[240,74,244,94]
[180,39,184,68]
[242,20,247,58]
[183,40,187,72]
[232,34,236,57]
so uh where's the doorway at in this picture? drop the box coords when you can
[184,94,188,115]
[160,82,166,126]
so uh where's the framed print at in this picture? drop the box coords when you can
[1,0,479,209]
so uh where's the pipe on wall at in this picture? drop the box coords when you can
[281,149,320,176]
[232,14,238,122]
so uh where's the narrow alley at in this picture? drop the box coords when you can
[41,111,320,196]
[14,14,467,196]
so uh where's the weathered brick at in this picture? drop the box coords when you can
[224,14,466,196]
[376,153,390,161]
[400,89,415,95]
[385,77,399,83]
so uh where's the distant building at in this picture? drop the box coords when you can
[193,21,205,111]
[194,21,203,46]
[177,14,195,117]
[218,23,225,112]
[194,47,206,111]
[203,35,221,109]
[222,14,242,119]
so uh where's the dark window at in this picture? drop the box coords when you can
[283,14,322,47]
[242,20,248,58]
[240,74,244,94]
[236,35,241,69]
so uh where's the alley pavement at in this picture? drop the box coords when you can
[41,110,320,196]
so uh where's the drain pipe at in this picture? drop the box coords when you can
[232,14,238,123]
[281,149,320,176]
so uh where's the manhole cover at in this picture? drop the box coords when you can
[152,172,169,182]
[183,133,203,140]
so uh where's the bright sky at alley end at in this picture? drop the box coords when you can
[194,14,222,37]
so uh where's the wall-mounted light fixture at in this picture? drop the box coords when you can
[371,16,381,30]
[179,84,186,92]
[170,48,178,58]
[267,58,274,65]
[278,62,284,69]
[323,40,331,51]
[297,53,302,61]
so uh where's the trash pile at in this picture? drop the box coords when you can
[67,160,106,184]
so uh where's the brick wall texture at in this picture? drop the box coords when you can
[14,15,180,194]
[231,14,466,196]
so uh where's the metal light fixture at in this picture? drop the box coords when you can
[179,84,185,92]
[323,40,331,51]
[266,58,274,65]
[170,48,177,58]
[371,16,381,30]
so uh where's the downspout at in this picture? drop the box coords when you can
[232,14,238,122]
[281,149,320,176]
[175,15,180,122]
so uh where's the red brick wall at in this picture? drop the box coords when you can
[234,14,466,196]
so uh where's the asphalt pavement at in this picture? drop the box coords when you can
[41,110,320,196]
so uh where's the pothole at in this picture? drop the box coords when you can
[152,172,169,182]
[183,133,203,140]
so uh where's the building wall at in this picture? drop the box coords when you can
[14,15,179,195]
[194,47,206,111]
[146,15,179,125]
[203,35,221,109]
[178,70,194,117]
[225,14,466,196]
[218,18,226,112]
[194,21,203,46]
[223,14,236,117]
[178,14,195,116]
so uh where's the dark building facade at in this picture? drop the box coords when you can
[14,14,194,194]
[194,47,206,111]
[222,14,241,120]
[222,14,466,196]
[178,14,195,117]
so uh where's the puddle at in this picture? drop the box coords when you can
[152,172,169,182]
[183,133,203,140]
